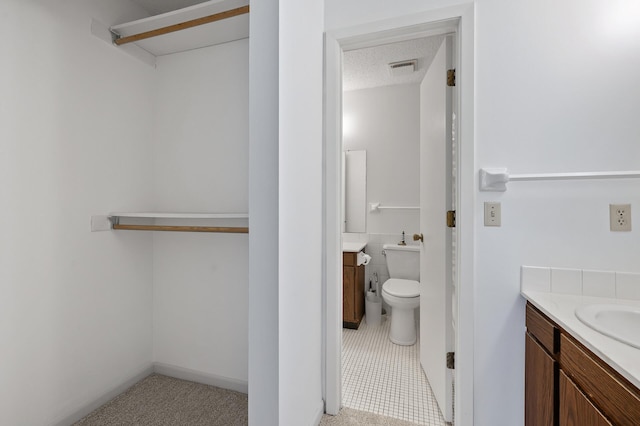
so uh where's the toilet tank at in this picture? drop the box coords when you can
[383,244,420,281]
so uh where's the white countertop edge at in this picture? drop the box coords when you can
[522,290,640,390]
[342,241,368,252]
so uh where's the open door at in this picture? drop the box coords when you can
[419,35,454,422]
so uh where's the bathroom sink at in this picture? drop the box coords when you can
[575,304,640,349]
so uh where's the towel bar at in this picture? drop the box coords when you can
[480,168,640,191]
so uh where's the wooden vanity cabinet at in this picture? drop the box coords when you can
[559,370,611,426]
[525,301,640,426]
[559,334,640,425]
[343,252,365,329]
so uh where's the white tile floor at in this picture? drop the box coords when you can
[342,314,448,426]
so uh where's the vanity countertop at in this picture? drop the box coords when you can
[522,289,640,389]
[342,241,367,252]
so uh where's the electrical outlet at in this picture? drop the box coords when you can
[484,202,501,227]
[610,204,632,232]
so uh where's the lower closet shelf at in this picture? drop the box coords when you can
[107,212,249,234]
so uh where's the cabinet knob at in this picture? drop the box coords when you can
[413,233,423,242]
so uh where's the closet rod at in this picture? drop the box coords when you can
[113,224,249,233]
[113,5,250,46]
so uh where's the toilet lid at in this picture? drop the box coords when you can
[383,278,420,298]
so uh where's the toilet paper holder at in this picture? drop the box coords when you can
[357,251,371,266]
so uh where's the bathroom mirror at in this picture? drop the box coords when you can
[344,150,367,233]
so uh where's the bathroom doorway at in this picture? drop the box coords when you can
[340,33,452,425]
[323,6,475,426]
[341,34,453,424]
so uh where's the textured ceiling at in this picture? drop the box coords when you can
[129,0,210,16]
[343,35,445,92]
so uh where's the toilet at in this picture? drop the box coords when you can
[381,244,420,345]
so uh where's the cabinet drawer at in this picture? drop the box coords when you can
[560,334,640,425]
[343,252,357,266]
[526,303,558,354]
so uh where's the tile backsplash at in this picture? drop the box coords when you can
[521,266,640,301]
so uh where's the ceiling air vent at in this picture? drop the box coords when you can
[388,59,417,77]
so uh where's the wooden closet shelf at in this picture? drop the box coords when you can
[113,5,249,46]
[113,224,248,233]
[108,0,250,56]
[105,212,249,233]
[109,212,248,219]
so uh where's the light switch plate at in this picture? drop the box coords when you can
[484,202,501,227]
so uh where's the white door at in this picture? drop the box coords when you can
[419,35,454,422]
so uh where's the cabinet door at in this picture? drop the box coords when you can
[560,371,612,426]
[354,264,365,322]
[343,265,355,323]
[525,333,555,426]
[560,334,640,425]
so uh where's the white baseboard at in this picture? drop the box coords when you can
[309,400,325,426]
[51,364,154,426]
[50,363,247,426]
[153,362,248,394]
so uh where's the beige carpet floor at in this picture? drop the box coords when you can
[74,374,248,426]
[74,373,418,425]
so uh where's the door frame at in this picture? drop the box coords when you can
[322,4,475,425]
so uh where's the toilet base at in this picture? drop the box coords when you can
[389,307,416,346]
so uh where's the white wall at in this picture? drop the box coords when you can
[247,0,328,422]
[343,85,420,236]
[278,0,325,423]
[343,84,421,288]
[326,1,640,425]
[0,1,155,425]
[474,1,640,424]
[248,0,280,422]
[152,40,249,388]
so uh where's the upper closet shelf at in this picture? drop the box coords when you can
[109,212,248,219]
[110,0,249,56]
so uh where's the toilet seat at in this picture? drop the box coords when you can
[382,278,419,298]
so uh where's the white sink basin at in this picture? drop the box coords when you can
[575,304,640,349]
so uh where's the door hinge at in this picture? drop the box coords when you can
[446,352,455,369]
[447,69,456,87]
[446,210,456,228]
